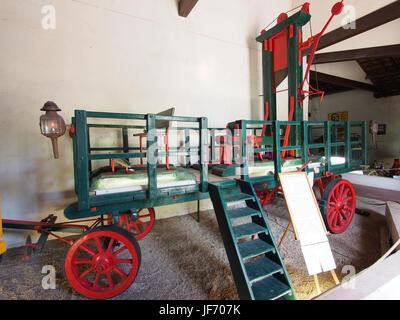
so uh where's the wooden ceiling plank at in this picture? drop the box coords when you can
[310,70,377,92]
[311,44,400,64]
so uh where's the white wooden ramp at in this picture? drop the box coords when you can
[279,172,336,276]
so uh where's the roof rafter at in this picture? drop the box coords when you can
[304,1,400,56]
[311,44,400,64]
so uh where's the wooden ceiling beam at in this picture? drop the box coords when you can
[310,70,377,92]
[366,68,400,80]
[304,1,400,56]
[178,0,199,17]
[311,44,400,64]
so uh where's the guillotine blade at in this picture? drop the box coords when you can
[272,29,288,89]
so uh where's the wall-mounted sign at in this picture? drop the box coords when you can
[328,111,348,137]
[328,111,348,122]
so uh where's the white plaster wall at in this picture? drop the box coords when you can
[0,0,291,248]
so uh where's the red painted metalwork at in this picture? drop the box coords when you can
[256,185,281,208]
[111,159,132,174]
[301,2,310,14]
[116,208,155,241]
[298,1,344,102]
[321,179,356,234]
[34,227,74,245]
[281,96,295,158]
[277,13,288,24]
[139,128,173,170]
[271,29,288,90]
[2,218,94,232]
[65,225,140,299]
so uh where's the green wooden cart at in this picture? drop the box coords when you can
[2,1,366,300]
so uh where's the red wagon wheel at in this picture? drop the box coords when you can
[118,208,155,240]
[65,225,141,299]
[321,179,356,234]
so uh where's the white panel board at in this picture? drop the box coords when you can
[279,172,336,275]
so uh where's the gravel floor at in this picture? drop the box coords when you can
[0,197,389,300]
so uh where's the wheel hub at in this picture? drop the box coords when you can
[94,253,114,273]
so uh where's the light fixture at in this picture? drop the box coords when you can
[40,101,66,159]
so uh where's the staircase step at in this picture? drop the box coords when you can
[244,257,283,282]
[252,276,292,300]
[223,192,255,204]
[227,207,260,221]
[233,223,267,239]
[238,239,274,259]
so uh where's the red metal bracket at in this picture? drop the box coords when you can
[298,1,344,102]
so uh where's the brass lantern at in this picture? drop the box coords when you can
[40,101,66,159]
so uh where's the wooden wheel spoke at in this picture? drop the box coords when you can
[342,188,350,198]
[113,245,128,257]
[106,271,113,289]
[137,220,148,227]
[115,259,133,264]
[94,236,104,253]
[327,209,336,225]
[343,196,353,203]
[334,211,340,226]
[132,222,141,234]
[79,266,95,279]
[343,205,352,213]
[338,184,345,199]
[79,244,96,257]
[112,266,128,280]
[107,238,115,253]
[93,272,101,289]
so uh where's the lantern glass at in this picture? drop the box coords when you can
[40,112,65,137]
[40,117,63,135]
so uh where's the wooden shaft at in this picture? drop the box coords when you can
[330,270,340,285]
[278,221,292,249]
[314,274,321,294]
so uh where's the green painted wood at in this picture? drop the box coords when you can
[257,136,274,145]
[238,239,274,259]
[185,128,190,166]
[227,207,260,221]
[208,183,254,300]
[273,121,281,176]
[256,11,311,43]
[86,111,146,120]
[223,192,255,203]
[252,276,292,300]
[324,121,331,172]
[244,257,283,282]
[239,120,249,181]
[75,110,90,210]
[233,223,267,239]
[146,114,157,200]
